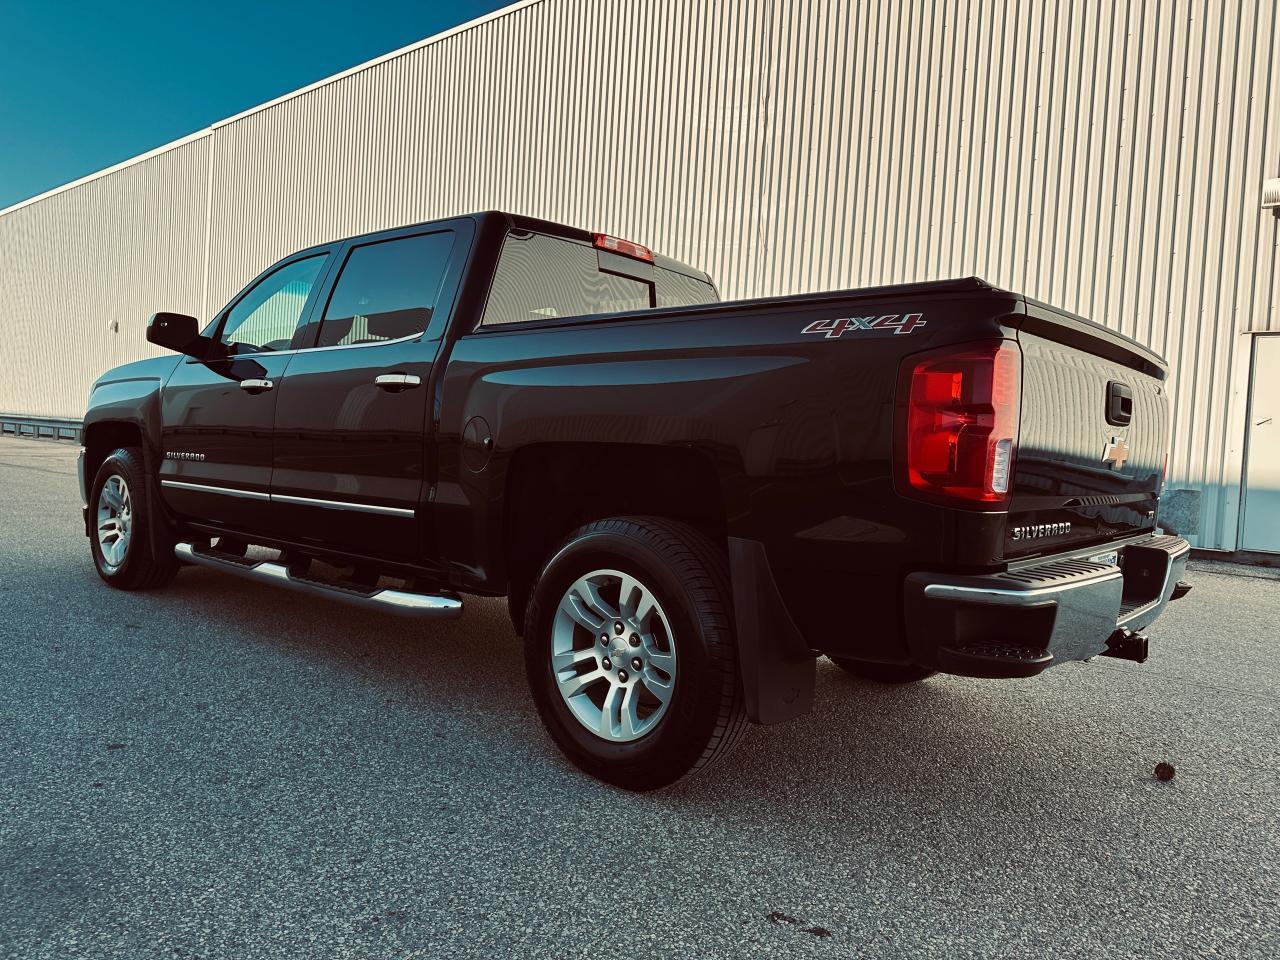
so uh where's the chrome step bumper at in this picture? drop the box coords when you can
[174,543,464,620]
[1113,535,1192,631]
[904,535,1191,678]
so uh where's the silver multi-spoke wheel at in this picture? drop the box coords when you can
[552,568,677,742]
[96,474,133,570]
[527,518,746,789]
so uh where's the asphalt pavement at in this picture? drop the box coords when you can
[1,437,1276,959]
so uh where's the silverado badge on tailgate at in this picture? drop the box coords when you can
[1011,522,1073,541]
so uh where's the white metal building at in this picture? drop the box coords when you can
[1,0,1278,553]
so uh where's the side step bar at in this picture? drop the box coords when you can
[174,543,463,620]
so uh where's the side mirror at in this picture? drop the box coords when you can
[147,312,216,359]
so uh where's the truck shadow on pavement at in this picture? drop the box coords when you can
[129,565,1159,826]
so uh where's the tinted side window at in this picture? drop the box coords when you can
[316,231,455,348]
[220,255,327,353]
[481,233,652,326]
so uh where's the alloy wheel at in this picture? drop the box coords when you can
[551,568,677,742]
[96,474,133,570]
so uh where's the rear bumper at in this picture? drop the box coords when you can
[904,535,1190,678]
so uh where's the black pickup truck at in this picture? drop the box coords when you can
[80,211,1191,789]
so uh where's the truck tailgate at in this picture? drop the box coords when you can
[1005,300,1168,560]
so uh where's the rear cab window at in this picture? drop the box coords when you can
[480,231,718,327]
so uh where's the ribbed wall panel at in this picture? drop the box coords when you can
[0,136,210,418]
[2,0,1278,549]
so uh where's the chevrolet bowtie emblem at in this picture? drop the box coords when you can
[1102,436,1130,470]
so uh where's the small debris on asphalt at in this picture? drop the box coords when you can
[766,912,831,939]
[1155,762,1176,781]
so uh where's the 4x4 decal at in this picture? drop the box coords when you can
[801,313,926,338]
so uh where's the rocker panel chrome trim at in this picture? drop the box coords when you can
[270,492,415,517]
[160,480,414,517]
[160,479,270,501]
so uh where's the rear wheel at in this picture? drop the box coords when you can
[828,656,936,683]
[89,447,178,590]
[524,517,747,790]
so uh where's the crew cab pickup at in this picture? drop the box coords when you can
[80,211,1192,789]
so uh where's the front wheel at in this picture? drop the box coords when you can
[524,517,747,790]
[89,447,179,590]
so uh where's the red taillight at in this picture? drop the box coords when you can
[594,232,654,262]
[896,339,1022,507]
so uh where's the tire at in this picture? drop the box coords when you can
[89,447,179,590]
[524,517,747,790]
[828,656,936,683]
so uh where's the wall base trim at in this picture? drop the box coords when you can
[1190,547,1280,569]
[0,414,82,443]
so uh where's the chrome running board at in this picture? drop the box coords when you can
[174,542,463,620]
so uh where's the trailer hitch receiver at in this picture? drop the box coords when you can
[1102,628,1149,664]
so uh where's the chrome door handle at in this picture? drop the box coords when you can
[374,373,422,391]
[240,378,274,393]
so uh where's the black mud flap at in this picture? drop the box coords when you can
[139,443,181,561]
[727,537,816,725]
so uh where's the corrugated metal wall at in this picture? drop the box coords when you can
[0,135,210,418]
[1,0,1277,550]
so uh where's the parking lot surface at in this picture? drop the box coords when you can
[1,437,1277,959]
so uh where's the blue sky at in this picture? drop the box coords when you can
[0,0,510,209]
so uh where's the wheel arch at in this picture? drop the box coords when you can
[501,441,727,634]
[83,419,146,487]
